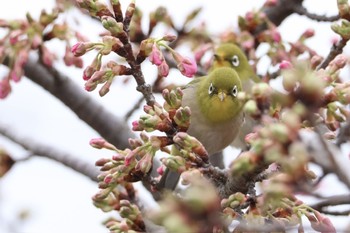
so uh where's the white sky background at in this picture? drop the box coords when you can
[0,0,349,232]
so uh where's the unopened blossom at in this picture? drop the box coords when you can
[149,44,164,66]
[279,60,292,70]
[157,60,169,77]
[71,42,95,57]
[0,78,11,99]
[172,52,197,77]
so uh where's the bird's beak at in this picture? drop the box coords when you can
[218,91,226,102]
[213,54,220,61]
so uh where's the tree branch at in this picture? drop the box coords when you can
[317,38,348,70]
[310,194,350,213]
[293,4,340,22]
[255,0,304,35]
[19,57,134,149]
[0,123,98,182]
[336,116,350,146]
[299,129,350,189]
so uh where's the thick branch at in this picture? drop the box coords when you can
[255,0,304,35]
[0,124,98,182]
[19,57,134,149]
[336,116,350,146]
[310,194,350,212]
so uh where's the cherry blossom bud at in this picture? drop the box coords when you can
[194,43,212,63]
[149,44,163,66]
[157,60,169,77]
[0,78,11,99]
[279,60,292,70]
[41,45,56,67]
[302,28,315,39]
[90,138,117,150]
[172,52,197,77]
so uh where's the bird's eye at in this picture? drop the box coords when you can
[208,83,215,95]
[231,55,240,67]
[231,85,238,97]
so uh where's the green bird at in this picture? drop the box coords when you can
[212,43,260,149]
[163,67,244,190]
[181,66,244,155]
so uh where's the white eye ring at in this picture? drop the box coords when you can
[231,55,240,67]
[231,85,238,97]
[208,83,214,95]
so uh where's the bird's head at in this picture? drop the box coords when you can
[197,67,243,124]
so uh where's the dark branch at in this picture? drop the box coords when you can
[317,38,348,70]
[0,124,98,182]
[255,0,304,35]
[16,57,134,149]
[336,116,350,146]
[293,4,340,22]
[310,194,350,212]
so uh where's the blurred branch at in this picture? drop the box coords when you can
[2,56,135,149]
[293,4,340,22]
[255,0,304,35]
[336,116,350,146]
[299,130,350,189]
[310,194,350,215]
[0,123,99,182]
[317,38,348,70]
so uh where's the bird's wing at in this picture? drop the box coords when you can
[182,76,205,90]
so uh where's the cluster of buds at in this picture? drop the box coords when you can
[0,8,84,99]
[257,174,336,232]
[104,199,145,232]
[221,192,247,219]
[334,20,350,39]
[71,36,130,96]
[161,132,209,174]
[238,10,267,33]
[150,174,223,233]
[132,88,191,134]
[281,61,326,107]
[137,35,197,78]
[242,82,274,120]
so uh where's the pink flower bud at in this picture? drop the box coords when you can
[0,78,11,99]
[41,45,55,67]
[279,60,292,70]
[177,57,197,77]
[71,42,86,57]
[157,60,169,77]
[302,28,315,39]
[149,44,163,66]
[157,165,164,175]
[264,0,277,7]
[172,52,197,77]
[194,43,212,63]
[306,211,336,233]
[271,28,281,43]
[89,138,107,149]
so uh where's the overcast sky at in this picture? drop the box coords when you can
[0,1,348,232]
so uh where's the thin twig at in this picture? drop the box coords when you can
[317,38,348,70]
[310,194,350,211]
[0,124,99,182]
[320,210,350,216]
[336,116,350,146]
[124,95,145,121]
[293,5,340,22]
